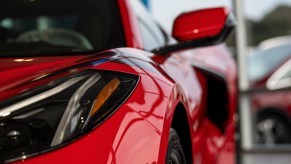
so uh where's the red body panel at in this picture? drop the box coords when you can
[0,1,237,164]
[160,44,236,164]
[8,57,175,164]
[0,56,85,101]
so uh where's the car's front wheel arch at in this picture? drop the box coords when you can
[170,103,193,164]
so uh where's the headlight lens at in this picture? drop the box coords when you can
[0,70,138,162]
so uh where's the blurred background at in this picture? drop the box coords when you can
[142,0,291,163]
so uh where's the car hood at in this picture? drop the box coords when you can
[0,55,92,101]
[0,48,161,102]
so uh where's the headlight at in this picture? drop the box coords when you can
[0,70,138,162]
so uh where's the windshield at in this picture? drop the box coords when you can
[248,44,291,82]
[0,0,125,57]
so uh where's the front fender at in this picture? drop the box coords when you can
[11,48,190,164]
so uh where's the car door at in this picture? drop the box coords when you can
[124,1,236,163]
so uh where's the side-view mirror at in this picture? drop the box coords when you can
[172,7,233,42]
[154,7,235,55]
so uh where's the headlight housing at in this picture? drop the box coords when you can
[0,70,138,162]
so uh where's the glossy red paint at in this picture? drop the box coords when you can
[10,56,175,164]
[160,44,236,164]
[0,1,237,164]
[0,56,87,101]
[172,7,229,42]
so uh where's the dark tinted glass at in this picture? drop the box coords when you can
[0,0,125,56]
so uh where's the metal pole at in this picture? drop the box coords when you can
[233,0,253,150]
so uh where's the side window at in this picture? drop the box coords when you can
[129,0,167,50]
[138,18,162,50]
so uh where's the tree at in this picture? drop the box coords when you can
[247,5,291,46]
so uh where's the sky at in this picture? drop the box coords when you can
[245,0,291,19]
[150,0,291,32]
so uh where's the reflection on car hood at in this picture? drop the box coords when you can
[0,55,92,101]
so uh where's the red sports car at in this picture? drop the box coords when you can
[0,0,237,163]
[248,37,291,145]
